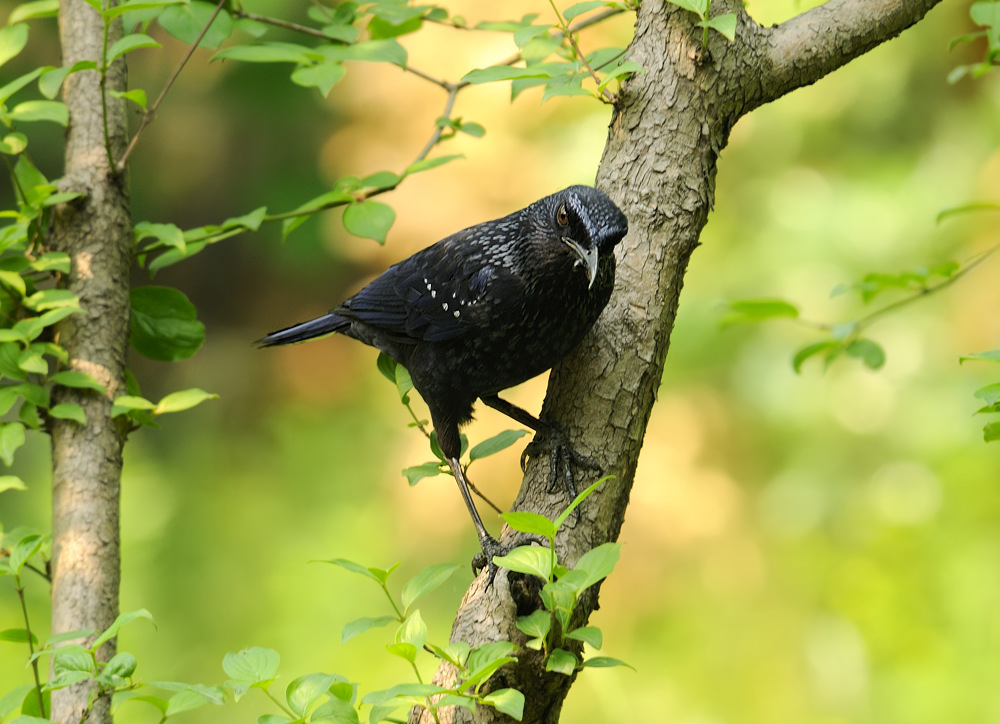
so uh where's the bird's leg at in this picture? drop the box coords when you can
[480,394,600,498]
[447,456,504,584]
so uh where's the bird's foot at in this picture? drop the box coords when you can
[519,424,601,498]
[471,535,510,587]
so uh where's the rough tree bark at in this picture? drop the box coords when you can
[412,0,943,722]
[48,0,132,721]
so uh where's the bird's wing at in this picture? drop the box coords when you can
[333,236,523,344]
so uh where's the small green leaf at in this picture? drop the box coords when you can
[8,100,68,126]
[792,341,839,374]
[973,383,1000,406]
[135,221,185,252]
[214,42,317,64]
[0,132,28,154]
[103,651,138,679]
[501,510,556,539]
[286,673,342,718]
[570,542,622,592]
[396,610,427,650]
[111,395,156,417]
[469,429,529,463]
[362,171,402,190]
[129,286,205,362]
[553,476,610,531]
[493,545,553,581]
[579,655,634,669]
[404,154,463,176]
[564,625,602,649]
[545,648,577,675]
[666,0,709,17]
[222,206,268,231]
[94,609,155,648]
[700,12,737,41]
[106,33,161,64]
[49,403,87,425]
[461,65,555,84]
[8,532,43,575]
[342,200,395,243]
[845,338,886,370]
[222,647,280,684]
[0,422,25,466]
[24,289,78,311]
[515,609,551,640]
[984,421,1000,442]
[721,298,799,326]
[341,615,396,645]
[403,462,443,486]
[154,388,218,415]
[463,641,517,689]
[401,562,459,613]
[563,1,609,21]
[0,24,30,69]
[49,370,107,394]
[9,0,59,23]
[960,349,1000,364]
[0,628,38,644]
[38,61,97,99]
[481,688,524,720]
[290,61,346,97]
[158,1,233,48]
[0,475,27,494]
[321,557,382,583]
[385,641,416,662]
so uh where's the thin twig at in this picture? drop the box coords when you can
[232,9,328,40]
[547,0,614,102]
[15,578,46,718]
[115,0,228,172]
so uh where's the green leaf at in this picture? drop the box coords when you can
[321,557,383,583]
[0,475,27,494]
[341,615,396,645]
[222,647,280,684]
[394,363,412,401]
[0,422,26,466]
[545,648,577,675]
[402,462,442,486]
[0,627,38,644]
[401,562,459,613]
[665,0,709,17]
[385,641,417,662]
[94,609,155,648]
[564,625,602,649]
[973,383,1000,406]
[103,651,138,679]
[163,688,212,717]
[362,170,402,190]
[38,61,97,99]
[936,201,1000,224]
[214,42,318,64]
[564,1,610,21]
[102,0,185,20]
[597,60,644,93]
[463,641,517,689]
[158,1,233,48]
[24,289,78,311]
[290,61,346,97]
[469,429,528,462]
[8,532,44,575]
[461,65,555,84]
[579,655,634,669]
[984,421,1000,442]
[721,298,799,326]
[541,73,591,101]
[501,510,556,539]
[493,545,553,581]
[570,542,621,592]
[792,341,839,373]
[106,33,161,64]
[8,100,68,126]
[129,286,205,362]
[404,154,463,176]
[845,338,886,370]
[49,370,107,394]
[396,610,427,650]
[515,609,551,640]
[286,673,342,718]
[135,221,186,252]
[9,0,59,22]
[222,206,268,231]
[154,388,218,414]
[0,24,29,69]
[481,688,524,720]
[49,403,87,425]
[960,349,1000,364]
[322,38,407,68]
[553,476,610,531]
[342,200,395,243]
[700,12,738,41]
[111,395,156,417]
[0,132,28,154]
[0,685,35,721]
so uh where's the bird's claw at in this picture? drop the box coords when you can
[471,535,509,587]
[519,425,600,498]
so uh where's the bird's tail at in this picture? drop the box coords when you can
[256,313,350,347]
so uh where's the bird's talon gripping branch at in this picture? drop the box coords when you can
[259,186,627,561]
[471,535,508,587]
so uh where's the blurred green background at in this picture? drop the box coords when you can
[3,1,1000,722]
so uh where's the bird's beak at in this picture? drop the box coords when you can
[563,237,599,289]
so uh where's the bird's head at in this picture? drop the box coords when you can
[545,185,628,289]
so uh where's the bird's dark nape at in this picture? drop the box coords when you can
[256,312,350,347]
[259,185,629,582]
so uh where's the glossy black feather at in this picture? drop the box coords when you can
[259,185,628,459]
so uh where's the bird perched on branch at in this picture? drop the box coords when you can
[258,185,628,576]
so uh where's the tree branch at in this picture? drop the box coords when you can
[750,0,944,109]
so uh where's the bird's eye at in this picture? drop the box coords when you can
[556,205,569,226]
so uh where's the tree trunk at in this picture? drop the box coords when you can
[49,0,132,721]
[413,0,943,721]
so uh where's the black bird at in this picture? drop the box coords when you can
[258,185,628,573]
